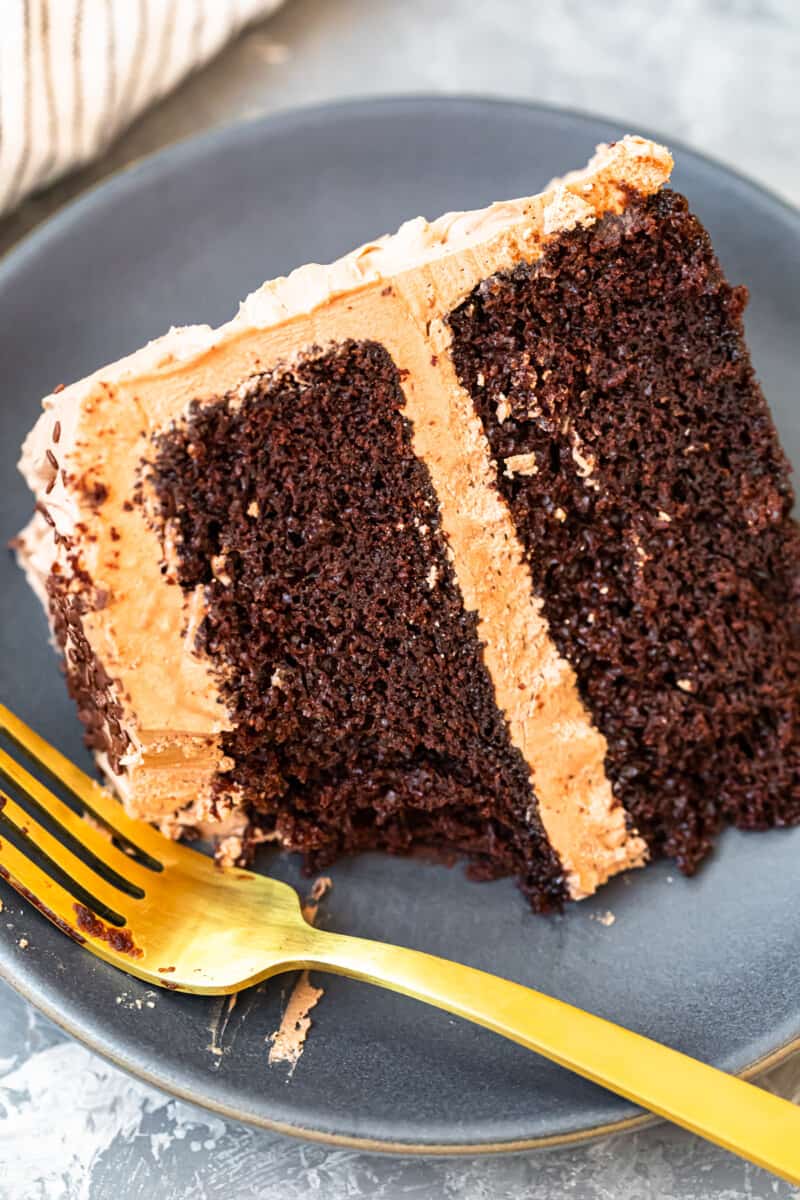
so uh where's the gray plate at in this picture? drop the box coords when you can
[0,98,799,1154]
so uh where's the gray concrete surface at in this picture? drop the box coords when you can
[1,2,799,1197]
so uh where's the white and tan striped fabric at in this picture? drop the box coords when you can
[0,0,283,217]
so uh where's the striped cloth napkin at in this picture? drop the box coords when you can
[0,0,283,217]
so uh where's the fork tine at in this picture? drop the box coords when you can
[0,703,172,861]
[0,821,101,947]
[0,746,156,893]
[0,788,140,921]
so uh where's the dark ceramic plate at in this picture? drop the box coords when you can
[0,98,799,1154]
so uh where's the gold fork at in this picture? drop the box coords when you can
[1,702,799,1180]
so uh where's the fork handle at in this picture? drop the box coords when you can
[297,928,800,1182]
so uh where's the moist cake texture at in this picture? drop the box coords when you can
[16,136,799,909]
[449,188,800,873]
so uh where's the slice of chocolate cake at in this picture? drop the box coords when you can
[16,136,800,910]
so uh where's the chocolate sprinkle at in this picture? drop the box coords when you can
[35,501,55,528]
[81,479,109,507]
[46,556,130,773]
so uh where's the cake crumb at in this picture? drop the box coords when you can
[17,936,29,949]
[657,510,672,523]
[426,564,439,589]
[592,911,615,927]
[302,875,332,923]
[676,678,695,693]
[310,876,332,901]
[216,835,244,867]
[631,532,650,564]
[210,554,232,586]
[496,393,511,423]
[247,500,259,517]
[570,439,597,484]
[554,507,567,522]
[504,452,539,478]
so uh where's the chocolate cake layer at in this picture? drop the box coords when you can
[148,340,567,909]
[449,189,800,872]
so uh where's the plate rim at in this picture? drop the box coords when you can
[2,93,799,1156]
[1,950,799,1155]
